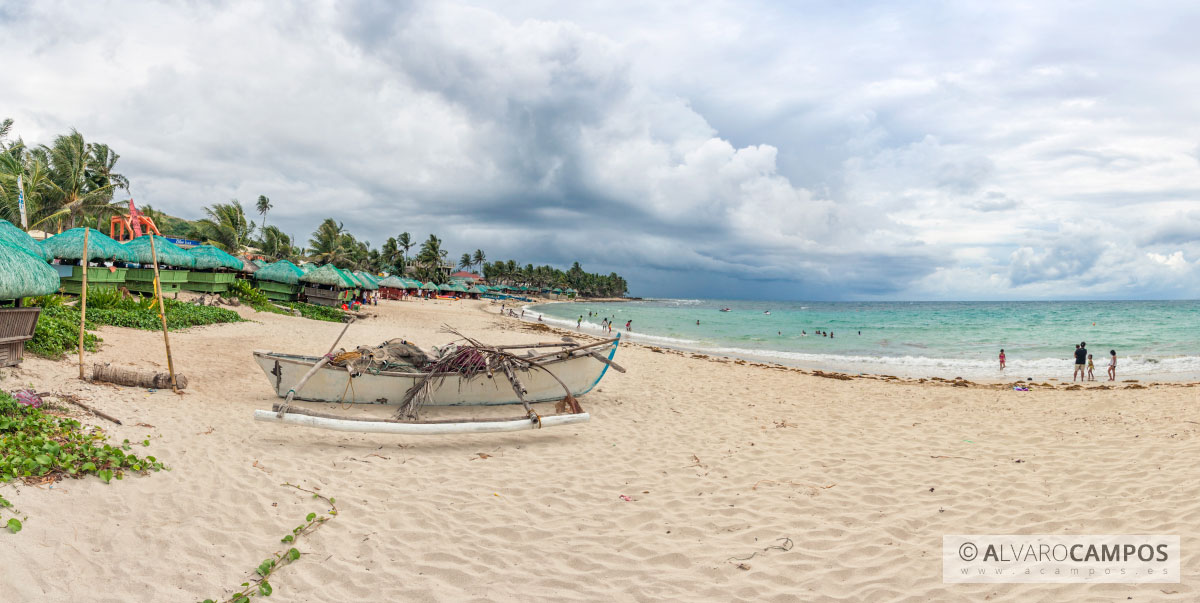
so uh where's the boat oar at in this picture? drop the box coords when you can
[276,317,355,418]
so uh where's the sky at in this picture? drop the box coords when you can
[2,0,1199,300]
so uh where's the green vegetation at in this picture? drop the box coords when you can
[24,293,243,358]
[200,483,338,603]
[227,280,288,315]
[280,301,345,323]
[0,390,166,485]
[26,304,101,358]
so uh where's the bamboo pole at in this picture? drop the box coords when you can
[147,235,180,393]
[275,317,355,418]
[78,228,90,380]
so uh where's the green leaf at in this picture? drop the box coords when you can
[287,548,300,561]
[281,534,293,543]
[142,440,150,447]
[7,518,22,533]
[305,512,316,522]
[258,580,273,596]
[99,469,113,483]
[34,454,52,466]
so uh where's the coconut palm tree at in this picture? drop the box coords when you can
[256,195,272,231]
[308,218,349,266]
[397,231,412,264]
[459,253,472,271]
[40,130,127,230]
[472,249,485,274]
[198,199,254,254]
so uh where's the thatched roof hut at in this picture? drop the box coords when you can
[301,264,358,288]
[420,281,439,291]
[378,275,406,289]
[40,228,133,263]
[188,245,245,271]
[0,220,49,260]
[352,271,379,290]
[123,235,195,268]
[0,240,60,300]
[255,260,305,285]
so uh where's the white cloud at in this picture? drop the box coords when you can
[2,1,1199,299]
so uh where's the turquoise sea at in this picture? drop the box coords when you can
[528,299,1200,381]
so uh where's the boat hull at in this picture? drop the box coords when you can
[253,338,619,406]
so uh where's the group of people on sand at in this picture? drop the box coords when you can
[998,343,1118,381]
[1072,341,1117,382]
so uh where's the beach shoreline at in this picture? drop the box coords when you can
[2,297,1198,601]
[524,299,1200,384]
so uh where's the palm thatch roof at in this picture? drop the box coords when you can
[122,235,195,268]
[0,220,49,260]
[352,271,379,290]
[0,240,60,300]
[40,228,133,263]
[301,264,358,288]
[468,285,486,294]
[255,260,305,285]
[188,245,245,271]
[420,281,439,291]
[378,275,407,288]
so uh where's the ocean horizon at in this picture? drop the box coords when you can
[528,298,1200,381]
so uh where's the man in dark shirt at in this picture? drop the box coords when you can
[1074,342,1088,382]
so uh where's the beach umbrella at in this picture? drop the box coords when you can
[254,260,305,285]
[188,245,245,271]
[0,240,60,300]
[122,235,195,268]
[300,264,358,288]
[0,219,49,260]
[40,227,133,263]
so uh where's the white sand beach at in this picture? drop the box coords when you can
[2,298,1198,602]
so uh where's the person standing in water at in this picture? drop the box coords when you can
[625,320,632,331]
[1108,350,1117,381]
[577,315,583,329]
[1087,354,1095,381]
[999,349,1006,370]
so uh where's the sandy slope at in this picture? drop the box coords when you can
[1,298,1198,602]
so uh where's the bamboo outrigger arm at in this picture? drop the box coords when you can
[253,408,590,434]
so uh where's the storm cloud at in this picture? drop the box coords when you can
[2,1,1198,299]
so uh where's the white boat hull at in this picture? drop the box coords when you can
[253,337,620,406]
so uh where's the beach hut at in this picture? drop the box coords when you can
[40,227,133,294]
[0,219,50,260]
[352,271,379,291]
[254,260,305,301]
[467,285,486,299]
[0,240,61,366]
[184,245,245,293]
[122,235,194,294]
[377,275,408,300]
[300,264,358,307]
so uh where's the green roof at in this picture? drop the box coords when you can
[420,281,439,291]
[468,285,486,294]
[0,220,49,260]
[252,259,267,268]
[447,283,468,292]
[188,245,245,271]
[0,240,60,300]
[377,275,406,288]
[351,271,378,290]
[255,260,305,285]
[300,264,358,288]
[40,228,133,263]
[123,235,195,268]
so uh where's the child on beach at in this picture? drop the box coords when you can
[1087,354,1095,381]
[1108,350,1117,381]
[999,349,1006,369]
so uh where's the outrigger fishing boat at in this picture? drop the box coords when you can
[253,325,623,435]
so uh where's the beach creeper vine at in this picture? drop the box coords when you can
[201,483,339,603]
[0,390,167,534]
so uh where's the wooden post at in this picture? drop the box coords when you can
[78,228,90,380]
[148,235,180,393]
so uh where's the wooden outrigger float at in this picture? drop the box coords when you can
[253,325,623,435]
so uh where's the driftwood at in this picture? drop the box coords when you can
[55,393,122,425]
[91,363,188,390]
